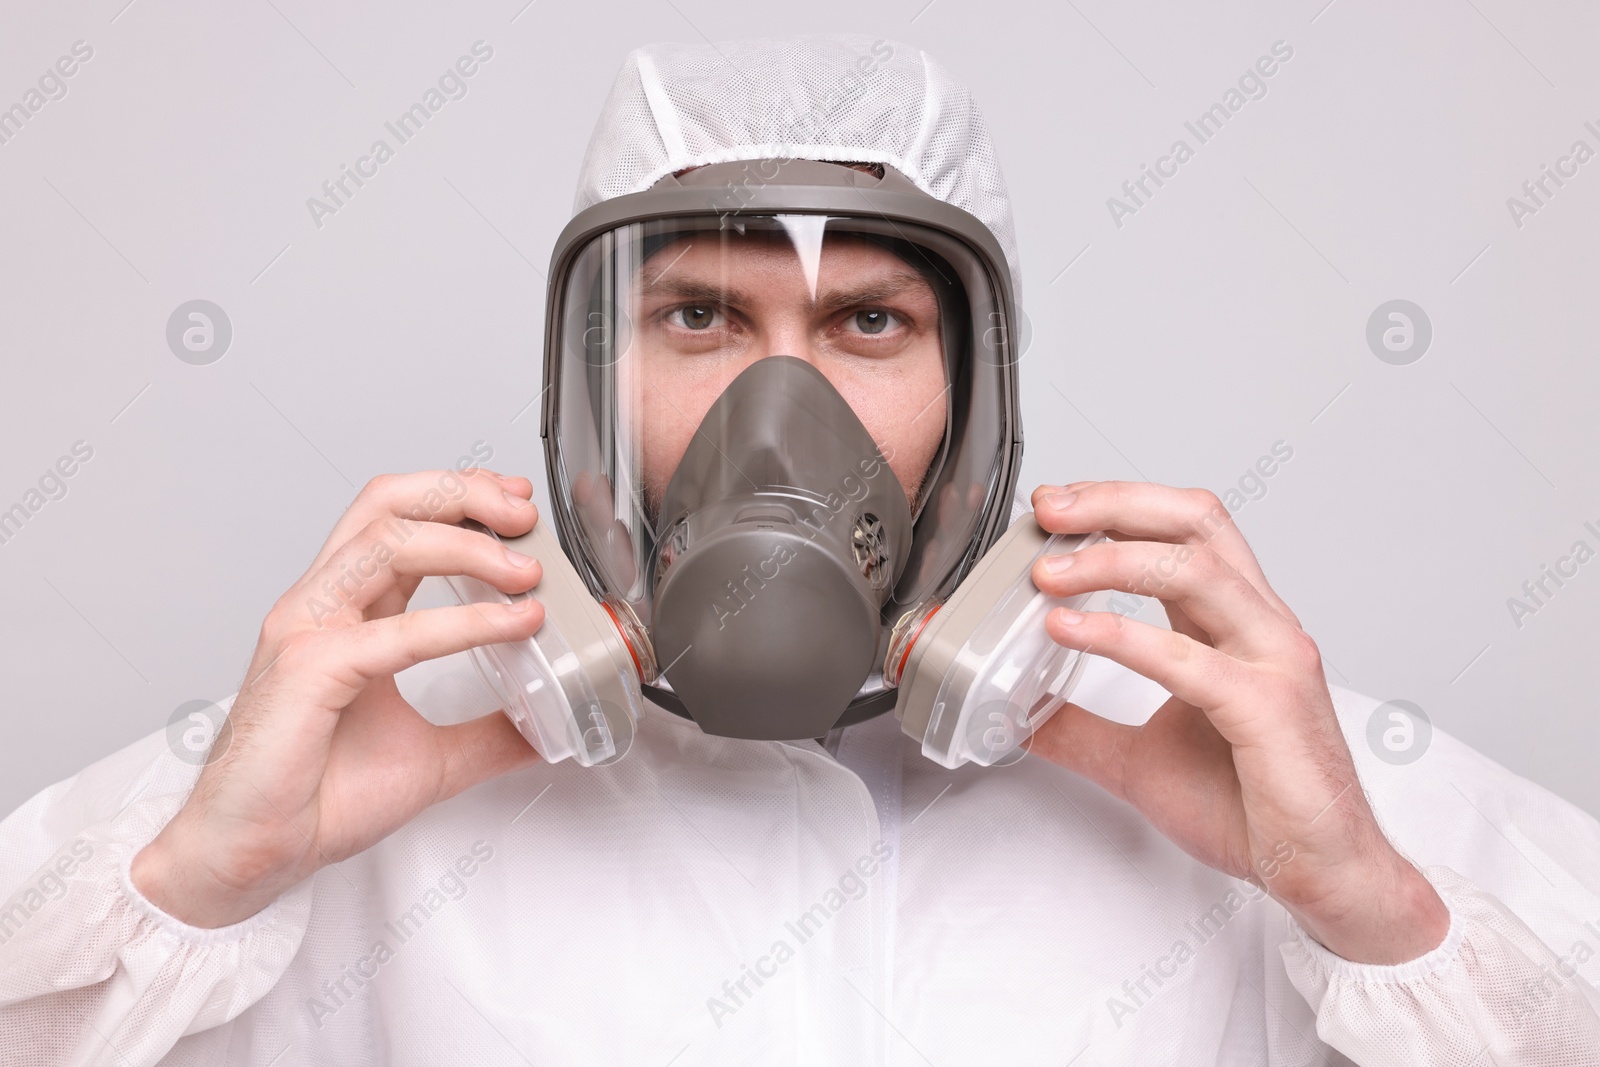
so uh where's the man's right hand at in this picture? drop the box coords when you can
[130,469,546,928]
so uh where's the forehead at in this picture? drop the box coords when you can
[639,231,926,287]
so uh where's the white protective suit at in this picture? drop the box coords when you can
[5,34,1600,1067]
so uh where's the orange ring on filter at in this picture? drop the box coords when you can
[600,600,644,680]
[890,603,941,687]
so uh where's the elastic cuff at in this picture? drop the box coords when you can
[1286,873,1467,986]
[116,845,295,946]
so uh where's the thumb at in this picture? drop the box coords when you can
[1026,701,1136,802]
[435,711,542,802]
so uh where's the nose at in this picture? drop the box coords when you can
[753,319,820,372]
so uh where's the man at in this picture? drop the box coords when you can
[3,34,1599,1066]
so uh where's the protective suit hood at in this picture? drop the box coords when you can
[572,34,1023,304]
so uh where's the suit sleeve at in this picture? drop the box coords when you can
[0,716,312,1067]
[1279,685,1600,1065]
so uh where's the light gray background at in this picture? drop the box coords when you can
[1,0,1595,817]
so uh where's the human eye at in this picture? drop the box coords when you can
[664,304,726,331]
[844,308,903,336]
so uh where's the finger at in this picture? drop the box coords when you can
[306,470,538,577]
[495,472,535,501]
[287,520,542,628]
[379,508,540,615]
[1158,601,1212,647]
[434,710,543,801]
[1023,700,1138,801]
[1044,608,1241,712]
[313,599,545,691]
[1031,539,1293,659]
[1031,482,1300,626]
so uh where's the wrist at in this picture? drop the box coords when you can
[1282,851,1450,965]
[130,822,289,929]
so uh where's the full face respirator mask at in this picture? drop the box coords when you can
[447,160,1108,768]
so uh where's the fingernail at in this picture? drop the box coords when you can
[1052,608,1085,626]
[1045,491,1077,510]
[503,490,534,510]
[505,547,537,569]
[508,597,538,612]
[1042,553,1075,574]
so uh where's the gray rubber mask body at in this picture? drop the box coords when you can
[649,355,913,740]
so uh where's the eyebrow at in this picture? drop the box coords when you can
[640,276,756,307]
[640,269,934,313]
[815,271,934,313]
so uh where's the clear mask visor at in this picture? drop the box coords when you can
[546,212,1014,645]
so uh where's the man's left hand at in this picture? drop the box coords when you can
[1024,480,1449,965]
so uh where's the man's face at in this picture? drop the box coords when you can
[631,231,949,514]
